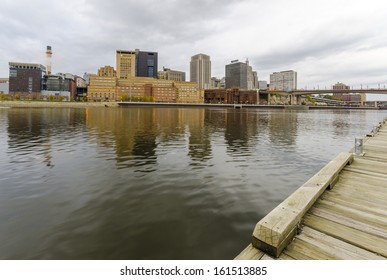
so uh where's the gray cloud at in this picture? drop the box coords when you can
[1,0,387,88]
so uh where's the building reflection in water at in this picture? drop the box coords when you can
[86,107,216,170]
[267,110,298,146]
[86,107,290,168]
[184,109,212,164]
[223,109,259,157]
[3,107,383,260]
[7,108,87,168]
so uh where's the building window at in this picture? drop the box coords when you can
[147,59,154,67]
[9,69,17,77]
[28,77,33,93]
[148,67,154,77]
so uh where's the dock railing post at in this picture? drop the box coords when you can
[355,137,364,156]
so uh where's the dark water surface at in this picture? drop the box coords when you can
[0,107,386,259]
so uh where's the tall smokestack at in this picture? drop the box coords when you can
[46,46,52,75]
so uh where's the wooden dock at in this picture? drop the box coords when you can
[236,119,387,260]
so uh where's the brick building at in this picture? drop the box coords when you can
[8,62,46,99]
[204,88,258,104]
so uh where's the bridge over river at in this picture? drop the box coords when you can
[260,89,387,106]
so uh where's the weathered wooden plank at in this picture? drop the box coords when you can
[234,244,265,260]
[277,253,295,260]
[320,192,387,216]
[345,158,387,175]
[339,170,387,188]
[332,180,387,199]
[359,153,387,163]
[303,214,387,257]
[260,254,276,260]
[252,152,353,257]
[340,167,387,183]
[315,199,387,229]
[296,226,385,260]
[309,207,387,239]
[282,246,315,260]
[361,147,387,160]
[327,184,387,206]
[324,193,387,214]
[365,139,387,147]
[284,238,333,260]
[363,145,387,153]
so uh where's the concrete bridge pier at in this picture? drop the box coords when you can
[290,94,302,105]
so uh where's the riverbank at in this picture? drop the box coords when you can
[118,102,383,110]
[0,100,118,108]
[1,100,384,110]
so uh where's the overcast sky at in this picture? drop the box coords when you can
[1,0,387,90]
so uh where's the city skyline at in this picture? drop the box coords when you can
[1,0,387,91]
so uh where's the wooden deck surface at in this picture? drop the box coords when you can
[236,120,387,260]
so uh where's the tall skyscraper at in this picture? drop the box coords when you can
[225,60,258,90]
[190,54,211,89]
[116,50,136,79]
[136,50,158,78]
[116,49,158,79]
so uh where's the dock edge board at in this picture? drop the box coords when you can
[251,152,354,258]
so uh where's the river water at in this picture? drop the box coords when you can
[0,106,386,259]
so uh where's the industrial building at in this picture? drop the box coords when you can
[46,46,53,75]
[41,73,76,101]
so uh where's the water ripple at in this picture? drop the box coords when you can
[1,107,386,259]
